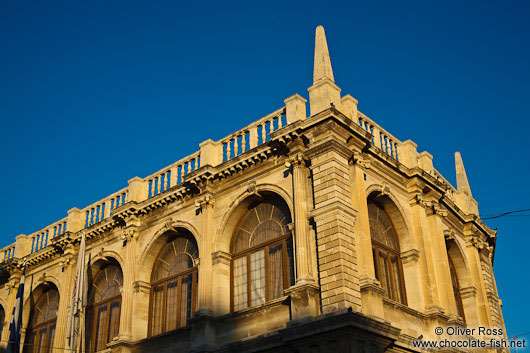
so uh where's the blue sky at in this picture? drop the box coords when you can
[2,0,529,344]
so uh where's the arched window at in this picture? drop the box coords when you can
[86,264,122,352]
[24,287,59,353]
[449,255,465,321]
[368,200,407,304]
[231,199,294,311]
[149,234,198,336]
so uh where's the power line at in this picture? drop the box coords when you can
[481,208,530,220]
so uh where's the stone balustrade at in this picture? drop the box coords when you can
[84,187,129,227]
[219,107,286,163]
[1,244,15,262]
[29,217,68,253]
[0,99,463,266]
[358,113,400,160]
[146,151,200,198]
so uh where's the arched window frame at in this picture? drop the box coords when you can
[148,233,198,337]
[86,263,122,353]
[230,199,295,312]
[368,199,407,305]
[0,305,5,337]
[448,254,466,321]
[24,287,59,353]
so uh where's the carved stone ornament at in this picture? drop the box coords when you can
[349,151,371,169]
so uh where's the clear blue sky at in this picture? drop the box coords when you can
[2,0,529,344]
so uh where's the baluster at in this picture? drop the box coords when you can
[261,124,266,144]
[157,175,162,195]
[92,208,97,225]
[234,136,239,157]
[164,171,169,190]
[99,203,104,222]
[278,115,283,129]
[385,137,391,155]
[393,142,399,159]
[226,141,231,161]
[269,119,274,134]
[241,132,247,153]
[195,156,199,170]
[31,237,36,253]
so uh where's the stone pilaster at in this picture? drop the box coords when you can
[408,191,441,311]
[425,202,455,315]
[463,229,493,327]
[117,216,140,342]
[189,191,216,352]
[54,243,76,353]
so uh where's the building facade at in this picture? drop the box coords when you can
[0,26,506,353]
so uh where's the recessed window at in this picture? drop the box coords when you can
[368,201,407,304]
[149,234,198,336]
[231,200,294,311]
[24,288,59,353]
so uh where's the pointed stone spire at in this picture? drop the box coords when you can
[313,25,334,84]
[308,26,341,116]
[455,152,472,197]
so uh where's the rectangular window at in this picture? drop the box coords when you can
[233,256,248,310]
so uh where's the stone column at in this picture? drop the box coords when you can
[290,153,315,285]
[284,152,319,320]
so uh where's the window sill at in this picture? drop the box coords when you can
[224,296,289,319]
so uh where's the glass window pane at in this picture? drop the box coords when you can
[233,257,248,310]
[166,280,179,331]
[108,301,120,343]
[268,243,284,300]
[94,305,108,352]
[391,256,403,303]
[151,285,164,336]
[378,251,390,298]
[180,274,193,327]
[286,238,295,287]
[250,250,265,306]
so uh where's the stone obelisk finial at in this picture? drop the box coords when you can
[313,25,335,84]
[455,152,472,197]
[308,26,341,116]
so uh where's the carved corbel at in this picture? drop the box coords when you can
[349,151,371,169]
[444,229,456,242]
[195,194,214,214]
[285,152,309,171]
[247,181,262,198]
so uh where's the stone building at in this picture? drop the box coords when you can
[0,26,506,353]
